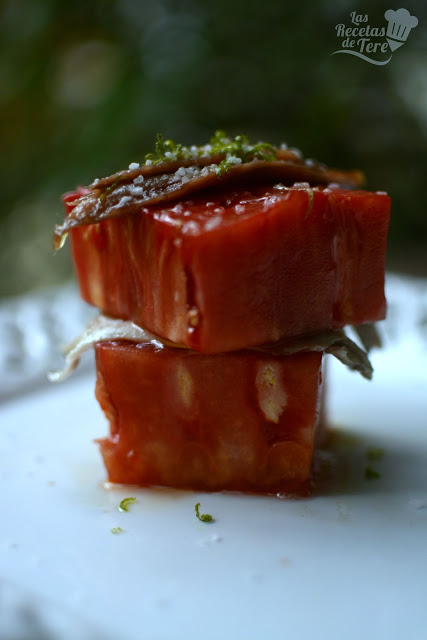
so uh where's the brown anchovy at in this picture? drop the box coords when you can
[53,148,365,250]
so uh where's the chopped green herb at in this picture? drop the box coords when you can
[195,502,213,522]
[118,497,137,512]
[366,447,384,461]
[364,466,380,480]
[111,527,124,534]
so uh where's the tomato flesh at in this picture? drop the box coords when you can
[95,341,323,493]
[66,185,390,353]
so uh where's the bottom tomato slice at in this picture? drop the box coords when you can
[95,341,323,494]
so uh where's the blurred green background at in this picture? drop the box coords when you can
[0,0,426,298]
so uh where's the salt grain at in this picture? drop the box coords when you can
[129,186,144,196]
[293,181,310,188]
[129,162,140,170]
[289,147,303,159]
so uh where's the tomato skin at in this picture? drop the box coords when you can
[95,341,323,493]
[67,186,390,353]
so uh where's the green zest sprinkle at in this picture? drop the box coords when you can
[364,466,380,480]
[100,176,122,203]
[210,130,277,176]
[111,527,124,534]
[366,447,385,461]
[195,502,213,522]
[142,130,277,175]
[118,497,137,512]
[303,187,314,219]
[145,133,185,165]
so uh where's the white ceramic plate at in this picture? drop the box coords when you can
[1,274,426,640]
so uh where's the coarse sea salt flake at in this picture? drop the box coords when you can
[129,162,140,170]
[133,175,144,184]
[181,176,190,184]
[263,197,278,210]
[130,186,144,196]
[289,147,303,159]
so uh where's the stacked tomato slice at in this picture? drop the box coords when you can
[66,185,389,353]
[95,343,323,493]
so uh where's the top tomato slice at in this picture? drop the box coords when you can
[66,184,390,353]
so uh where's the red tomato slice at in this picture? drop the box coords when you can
[66,185,390,353]
[95,341,323,493]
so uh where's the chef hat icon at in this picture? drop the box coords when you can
[384,9,418,51]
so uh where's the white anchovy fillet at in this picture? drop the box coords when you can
[47,314,159,382]
[259,329,374,380]
[49,315,374,383]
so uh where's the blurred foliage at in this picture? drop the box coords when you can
[0,0,426,297]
